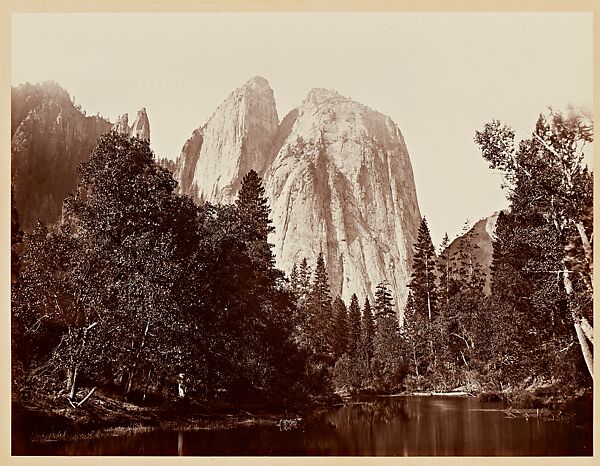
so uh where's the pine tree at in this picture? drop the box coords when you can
[308,252,334,357]
[362,297,375,363]
[409,218,437,321]
[332,296,349,358]
[289,263,299,293]
[374,282,394,320]
[372,284,404,392]
[236,169,281,286]
[405,217,438,377]
[347,293,362,356]
[298,257,312,303]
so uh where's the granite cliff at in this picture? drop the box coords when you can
[176,77,422,313]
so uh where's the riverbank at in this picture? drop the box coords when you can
[12,389,334,452]
[13,383,592,452]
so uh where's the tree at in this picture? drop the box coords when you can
[332,296,349,358]
[403,293,429,382]
[362,297,375,364]
[60,133,197,399]
[235,169,280,284]
[347,293,362,356]
[475,109,593,381]
[298,258,312,297]
[372,283,404,391]
[308,252,334,355]
[409,218,438,321]
[289,263,299,293]
[406,218,438,374]
[374,282,394,320]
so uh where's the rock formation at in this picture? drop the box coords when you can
[11,82,151,231]
[265,88,421,313]
[176,77,422,313]
[112,107,150,141]
[11,82,113,231]
[442,212,499,294]
[175,76,279,204]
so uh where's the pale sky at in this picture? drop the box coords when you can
[11,13,593,246]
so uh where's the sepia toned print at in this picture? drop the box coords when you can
[10,12,592,456]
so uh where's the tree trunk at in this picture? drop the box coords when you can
[127,319,151,396]
[580,316,593,344]
[77,387,97,407]
[413,349,419,377]
[563,271,593,379]
[427,291,432,321]
[574,318,593,377]
[68,366,78,400]
[574,221,593,269]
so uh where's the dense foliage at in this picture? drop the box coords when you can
[12,133,309,406]
[12,108,593,411]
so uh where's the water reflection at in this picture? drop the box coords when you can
[24,396,592,456]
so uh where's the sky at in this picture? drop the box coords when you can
[11,13,593,246]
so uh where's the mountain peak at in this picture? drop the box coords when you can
[245,75,269,85]
[131,108,150,141]
[304,87,345,105]
[242,76,272,93]
[112,108,150,142]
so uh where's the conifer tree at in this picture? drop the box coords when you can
[372,283,404,391]
[374,282,394,319]
[362,297,375,363]
[236,169,281,287]
[332,296,349,358]
[347,293,362,356]
[405,217,438,376]
[309,252,334,356]
[289,263,299,293]
[298,257,312,303]
[409,218,438,321]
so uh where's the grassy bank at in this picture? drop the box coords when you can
[12,387,334,451]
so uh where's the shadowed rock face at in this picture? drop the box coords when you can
[442,212,499,295]
[11,82,152,232]
[11,82,113,231]
[176,78,422,314]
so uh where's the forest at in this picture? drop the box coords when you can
[11,109,593,418]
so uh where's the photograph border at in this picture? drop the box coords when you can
[1,0,598,464]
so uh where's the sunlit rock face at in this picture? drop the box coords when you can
[112,108,150,142]
[176,78,422,315]
[264,88,421,314]
[176,76,279,204]
[11,81,113,231]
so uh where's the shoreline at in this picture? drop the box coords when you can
[15,387,592,447]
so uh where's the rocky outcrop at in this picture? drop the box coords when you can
[176,76,279,204]
[11,82,113,231]
[131,108,150,141]
[112,113,129,136]
[176,78,422,313]
[265,88,421,313]
[112,108,150,141]
[174,128,204,201]
[442,212,499,294]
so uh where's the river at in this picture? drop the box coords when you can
[26,395,592,456]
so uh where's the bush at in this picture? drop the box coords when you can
[510,391,545,409]
[403,374,427,392]
[478,391,503,402]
